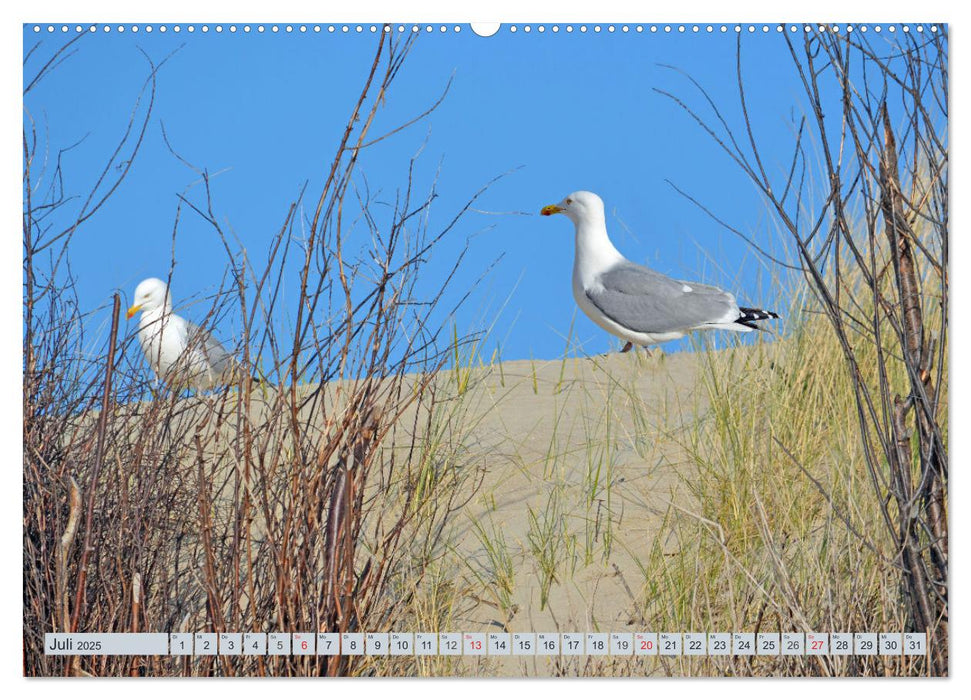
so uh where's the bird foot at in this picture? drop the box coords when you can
[630,345,662,362]
[620,341,657,357]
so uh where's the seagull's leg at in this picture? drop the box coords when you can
[620,341,634,353]
[634,345,662,365]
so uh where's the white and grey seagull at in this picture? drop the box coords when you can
[126,277,239,391]
[540,190,778,352]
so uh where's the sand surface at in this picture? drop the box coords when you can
[434,350,708,648]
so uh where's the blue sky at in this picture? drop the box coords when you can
[23,24,905,366]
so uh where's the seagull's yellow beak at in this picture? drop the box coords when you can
[126,304,142,320]
[540,204,563,216]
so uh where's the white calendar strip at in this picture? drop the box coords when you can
[46,632,927,657]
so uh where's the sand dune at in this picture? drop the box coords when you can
[431,351,710,636]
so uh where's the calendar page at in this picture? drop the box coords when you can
[22,8,949,680]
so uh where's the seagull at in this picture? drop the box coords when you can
[540,191,778,352]
[126,277,239,391]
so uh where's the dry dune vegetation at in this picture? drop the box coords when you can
[23,28,947,676]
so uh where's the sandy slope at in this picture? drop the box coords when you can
[437,350,709,644]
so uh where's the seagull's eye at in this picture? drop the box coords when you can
[566,198,573,205]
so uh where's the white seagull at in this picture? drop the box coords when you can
[126,277,238,391]
[540,191,778,352]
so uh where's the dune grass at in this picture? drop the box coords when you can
[378,245,944,678]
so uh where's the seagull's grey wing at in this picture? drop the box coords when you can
[184,320,236,378]
[587,261,739,334]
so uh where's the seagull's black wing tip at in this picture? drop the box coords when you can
[737,307,780,330]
